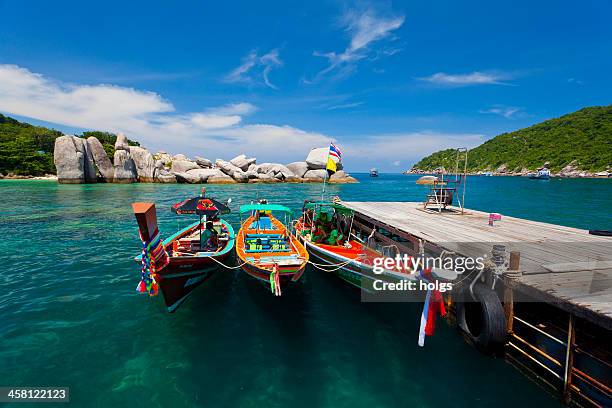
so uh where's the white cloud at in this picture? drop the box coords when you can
[479,105,522,118]
[0,64,329,161]
[341,131,486,167]
[310,5,404,82]
[392,160,401,166]
[418,71,512,86]
[225,48,283,89]
[190,113,242,129]
[207,102,257,116]
[327,101,364,110]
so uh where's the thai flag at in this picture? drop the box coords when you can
[329,143,342,161]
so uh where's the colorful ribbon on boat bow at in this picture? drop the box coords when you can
[269,264,282,296]
[137,229,169,296]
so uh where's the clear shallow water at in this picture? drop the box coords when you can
[1,174,610,408]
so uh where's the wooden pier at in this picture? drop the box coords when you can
[341,201,612,407]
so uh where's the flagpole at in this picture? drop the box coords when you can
[322,142,332,201]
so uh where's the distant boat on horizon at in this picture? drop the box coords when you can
[369,168,379,177]
[529,168,551,180]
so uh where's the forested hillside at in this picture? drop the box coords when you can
[413,106,612,172]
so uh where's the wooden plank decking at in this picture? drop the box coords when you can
[341,201,612,327]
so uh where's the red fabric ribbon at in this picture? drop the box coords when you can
[425,289,447,336]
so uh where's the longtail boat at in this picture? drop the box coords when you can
[296,199,458,347]
[132,192,235,312]
[236,202,308,295]
[295,200,425,291]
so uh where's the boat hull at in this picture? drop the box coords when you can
[294,218,417,294]
[236,212,309,295]
[134,218,235,312]
[241,262,305,288]
[156,250,232,312]
[300,236,376,291]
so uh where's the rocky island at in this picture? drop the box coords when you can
[53,133,357,184]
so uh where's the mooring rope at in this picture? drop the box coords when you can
[307,258,354,272]
[207,256,249,270]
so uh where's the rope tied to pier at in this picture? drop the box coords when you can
[307,258,354,272]
[137,229,169,296]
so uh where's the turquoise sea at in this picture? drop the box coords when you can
[1,174,611,407]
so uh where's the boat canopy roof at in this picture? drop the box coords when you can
[239,204,291,214]
[303,201,354,215]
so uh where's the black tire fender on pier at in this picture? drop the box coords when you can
[589,230,612,237]
[456,283,506,353]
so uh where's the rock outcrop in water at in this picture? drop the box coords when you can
[53,135,358,184]
[54,136,86,183]
[130,146,156,182]
[53,135,98,183]
[112,134,137,183]
[86,137,114,181]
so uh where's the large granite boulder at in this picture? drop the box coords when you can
[195,156,212,168]
[86,137,114,181]
[303,169,328,180]
[329,170,358,183]
[208,173,237,184]
[173,172,197,183]
[155,169,177,183]
[173,154,188,161]
[192,168,224,183]
[115,132,129,151]
[113,150,137,183]
[255,163,294,178]
[255,173,278,183]
[270,164,294,178]
[154,151,172,167]
[232,170,249,183]
[75,137,97,183]
[255,163,274,174]
[329,170,348,179]
[130,146,156,182]
[286,161,309,178]
[215,159,242,177]
[54,135,85,183]
[245,169,259,179]
[305,147,343,170]
[173,168,214,183]
[171,159,200,173]
[230,154,256,171]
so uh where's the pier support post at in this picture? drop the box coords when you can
[563,314,576,404]
[503,251,520,335]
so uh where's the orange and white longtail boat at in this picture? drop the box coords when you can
[236,203,308,295]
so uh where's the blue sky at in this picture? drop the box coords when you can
[0,0,610,171]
